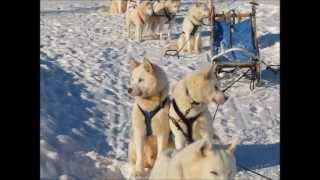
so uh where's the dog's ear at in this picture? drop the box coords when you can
[143,57,154,73]
[128,57,140,72]
[203,62,217,79]
[226,136,241,154]
[195,139,212,157]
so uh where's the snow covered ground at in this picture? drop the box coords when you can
[40,0,280,179]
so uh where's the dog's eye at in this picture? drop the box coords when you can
[210,171,218,176]
[138,78,144,82]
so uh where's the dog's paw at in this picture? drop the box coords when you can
[133,167,146,177]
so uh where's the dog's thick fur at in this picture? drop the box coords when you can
[148,0,181,40]
[127,57,171,176]
[149,138,238,180]
[98,0,128,15]
[126,0,140,12]
[169,63,227,149]
[126,1,154,42]
[128,135,175,170]
[169,3,210,54]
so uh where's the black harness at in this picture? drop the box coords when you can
[169,88,202,143]
[190,23,200,36]
[181,19,201,37]
[187,14,204,36]
[163,8,175,23]
[137,97,169,137]
[151,5,176,24]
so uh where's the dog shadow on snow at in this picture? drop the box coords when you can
[40,55,116,179]
[235,143,280,171]
[40,54,112,156]
[260,68,280,88]
[258,33,280,49]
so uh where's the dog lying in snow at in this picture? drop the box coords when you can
[149,138,239,180]
[127,57,171,176]
[126,1,154,42]
[147,0,181,40]
[168,62,227,149]
[166,2,210,54]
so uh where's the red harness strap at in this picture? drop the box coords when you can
[137,10,145,24]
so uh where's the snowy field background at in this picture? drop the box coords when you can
[40,0,280,179]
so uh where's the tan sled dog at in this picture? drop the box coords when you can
[168,62,227,149]
[175,3,210,54]
[149,138,239,180]
[127,57,171,176]
[126,1,154,42]
[148,0,181,40]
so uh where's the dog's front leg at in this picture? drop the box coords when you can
[194,33,202,54]
[127,23,131,39]
[156,133,169,159]
[126,17,131,39]
[167,19,174,40]
[198,115,219,144]
[174,131,187,150]
[158,21,165,40]
[134,133,145,176]
[186,34,193,53]
[117,2,121,14]
[136,25,142,42]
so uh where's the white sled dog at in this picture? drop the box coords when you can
[148,0,181,40]
[168,62,227,149]
[126,1,154,42]
[167,2,210,54]
[149,138,239,180]
[127,57,171,176]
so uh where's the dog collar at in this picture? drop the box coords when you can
[147,96,161,101]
